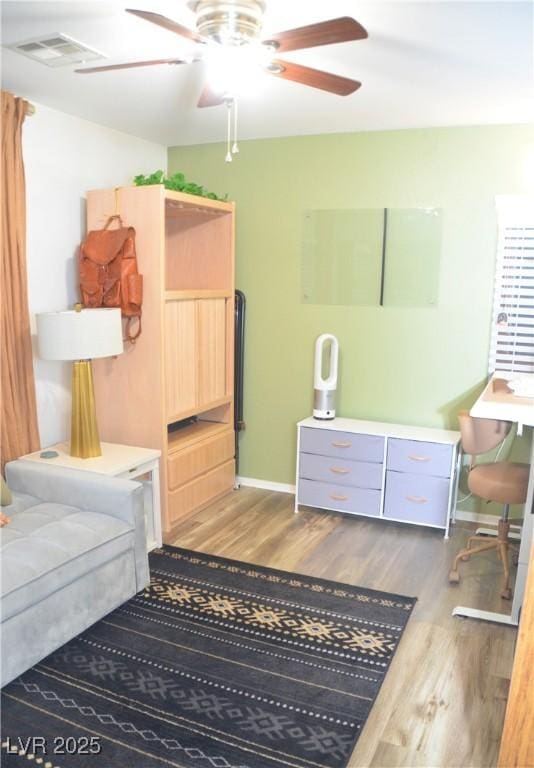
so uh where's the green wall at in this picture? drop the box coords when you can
[168,125,534,506]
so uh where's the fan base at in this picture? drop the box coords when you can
[189,0,266,45]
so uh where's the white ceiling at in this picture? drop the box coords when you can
[2,0,533,146]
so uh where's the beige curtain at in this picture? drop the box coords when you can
[1,91,40,468]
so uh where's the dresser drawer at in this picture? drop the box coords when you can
[168,459,235,524]
[384,470,450,527]
[168,429,234,491]
[298,478,381,517]
[300,427,384,462]
[299,453,383,489]
[387,438,453,478]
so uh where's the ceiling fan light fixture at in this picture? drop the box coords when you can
[265,61,284,75]
[205,43,263,97]
[77,6,367,154]
[258,40,278,67]
[188,0,265,45]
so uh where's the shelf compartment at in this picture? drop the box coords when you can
[165,212,233,292]
[167,396,233,426]
[165,290,233,301]
[198,401,233,426]
[164,189,234,215]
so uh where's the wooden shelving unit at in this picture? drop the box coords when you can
[164,290,233,301]
[166,396,233,427]
[87,184,235,535]
[168,420,231,453]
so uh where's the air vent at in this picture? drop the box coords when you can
[6,33,105,67]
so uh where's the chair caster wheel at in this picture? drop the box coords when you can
[500,588,512,600]
[449,570,460,584]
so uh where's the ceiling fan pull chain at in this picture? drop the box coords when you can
[232,98,239,155]
[225,99,233,162]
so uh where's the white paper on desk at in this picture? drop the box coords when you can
[508,376,534,398]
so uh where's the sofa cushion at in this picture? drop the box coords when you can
[1,501,134,622]
[1,489,40,520]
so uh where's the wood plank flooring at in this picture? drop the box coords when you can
[167,487,518,768]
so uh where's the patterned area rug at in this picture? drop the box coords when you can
[1,546,415,768]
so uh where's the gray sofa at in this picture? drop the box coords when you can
[1,459,150,687]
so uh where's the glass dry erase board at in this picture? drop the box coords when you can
[301,208,442,307]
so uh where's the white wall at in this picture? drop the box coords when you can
[23,103,166,447]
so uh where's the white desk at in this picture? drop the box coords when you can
[453,373,534,625]
[20,442,162,552]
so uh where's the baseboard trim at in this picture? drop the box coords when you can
[454,510,502,525]
[237,478,505,525]
[237,476,296,494]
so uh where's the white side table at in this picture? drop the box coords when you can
[19,442,162,551]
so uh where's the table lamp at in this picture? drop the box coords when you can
[36,306,123,458]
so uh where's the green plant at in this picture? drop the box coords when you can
[133,170,227,201]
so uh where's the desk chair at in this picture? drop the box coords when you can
[449,411,530,599]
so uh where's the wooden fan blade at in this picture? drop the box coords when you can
[268,59,361,96]
[126,9,204,43]
[197,86,227,108]
[75,58,187,74]
[264,17,367,54]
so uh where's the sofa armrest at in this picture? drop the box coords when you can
[5,461,149,590]
[6,460,139,521]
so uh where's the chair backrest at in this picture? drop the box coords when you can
[458,410,512,456]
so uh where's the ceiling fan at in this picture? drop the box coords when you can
[75,1,368,107]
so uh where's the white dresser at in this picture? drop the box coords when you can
[296,417,461,537]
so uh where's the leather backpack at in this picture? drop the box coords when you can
[79,215,142,342]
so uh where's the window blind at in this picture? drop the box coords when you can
[488,196,534,374]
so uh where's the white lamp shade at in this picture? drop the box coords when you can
[36,308,123,361]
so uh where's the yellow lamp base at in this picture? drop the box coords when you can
[70,360,101,458]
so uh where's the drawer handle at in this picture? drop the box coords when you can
[329,493,349,501]
[406,495,428,504]
[332,441,352,448]
[330,467,350,475]
[408,455,431,462]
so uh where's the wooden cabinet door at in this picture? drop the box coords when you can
[197,298,227,409]
[165,300,197,420]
